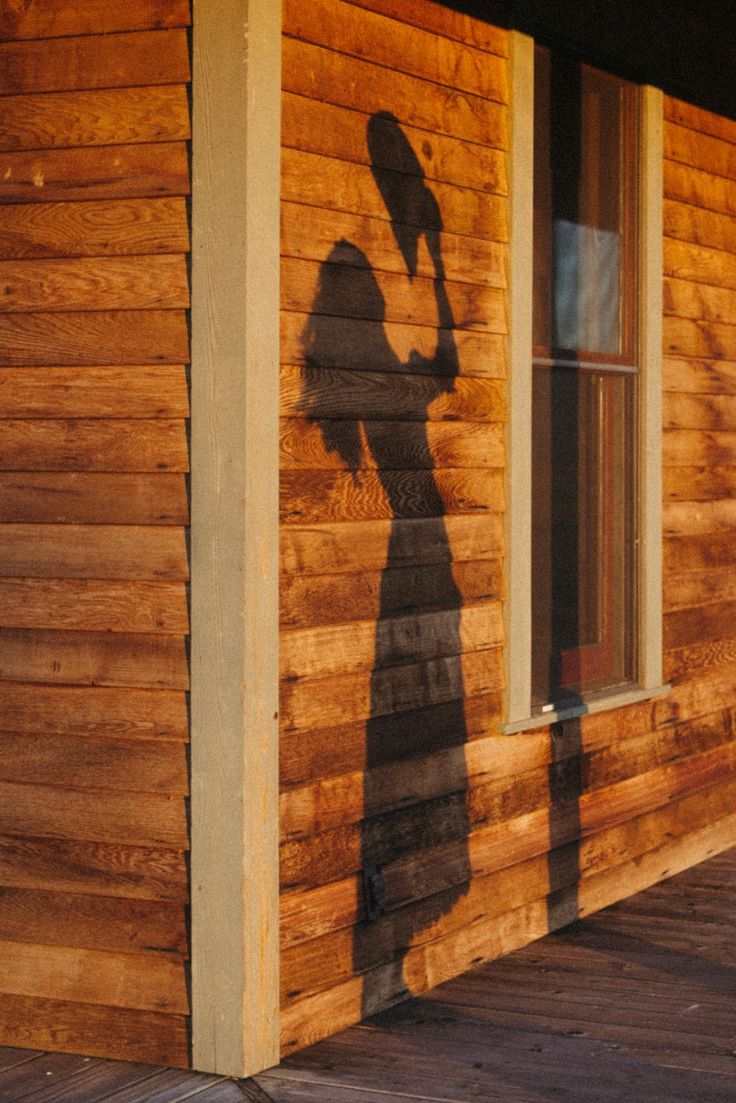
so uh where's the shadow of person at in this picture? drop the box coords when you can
[300,112,471,1018]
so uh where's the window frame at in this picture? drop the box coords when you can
[503,31,668,734]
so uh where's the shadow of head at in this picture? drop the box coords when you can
[367,111,442,278]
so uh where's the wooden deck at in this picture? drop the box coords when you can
[3,846,736,1101]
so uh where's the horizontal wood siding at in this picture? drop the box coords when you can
[279,0,736,1057]
[0,5,191,1067]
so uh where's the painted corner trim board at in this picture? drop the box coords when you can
[190,0,281,1077]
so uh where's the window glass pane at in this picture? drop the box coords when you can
[531,366,636,707]
[533,48,635,358]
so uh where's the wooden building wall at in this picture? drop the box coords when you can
[279,0,736,1056]
[0,1,192,1066]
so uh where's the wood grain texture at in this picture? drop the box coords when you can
[664,355,736,395]
[0,419,188,472]
[664,463,736,502]
[0,579,188,634]
[0,888,186,956]
[0,256,189,313]
[0,628,188,690]
[665,159,736,218]
[0,833,187,901]
[0,31,190,97]
[283,38,507,150]
[280,557,503,628]
[281,311,506,379]
[665,95,736,146]
[664,198,736,256]
[664,242,736,293]
[0,199,189,260]
[0,85,189,155]
[0,472,188,524]
[0,365,189,419]
[282,96,508,198]
[344,0,507,56]
[283,0,507,103]
[0,524,188,580]
[281,201,506,287]
[0,732,187,794]
[0,0,191,41]
[0,143,190,205]
[0,993,188,1066]
[0,682,187,740]
[0,310,189,365]
[281,515,503,575]
[282,256,506,332]
[665,121,736,181]
[0,778,188,847]
[283,149,507,241]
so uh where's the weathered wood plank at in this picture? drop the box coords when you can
[0,30,190,97]
[0,310,189,365]
[282,368,505,424]
[280,468,504,524]
[664,463,736,501]
[664,355,736,395]
[283,0,507,103]
[280,814,736,1054]
[281,310,506,379]
[342,0,507,56]
[665,95,736,146]
[0,472,188,524]
[281,603,503,680]
[0,419,188,472]
[280,692,503,790]
[0,143,190,205]
[282,38,508,149]
[0,198,189,260]
[0,365,189,419]
[0,682,187,740]
[665,566,736,611]
[0,0,191,41]
[666,599,736,650]
[280,739,736,891]
[281,514,503,575]
[282,149,508,241]
[280,557,504,629]
[0,256,189,313]
[665,159,736,218]
[0,628,188,690]
[280,418,505,472]
[282,256,506,332]
[0,992,188,1066]
[664,242,736,293]
[0,776,188,848]
[664,315,736,360]
[664,198,736,256]
[665,530,736,572]
[664,427,736,466]
[0,524,188,580]
[281,201,506,288]
[664,390,736,430]
[664,498,736,536]
[665,120,736,181]
[282,96,507,199]
[666,632,736,681]
[0,732,187,794]
[0,834,187,901]
[0,87,189,154]
[0,578,187,634]
[281,646,504,735]
[281,772,736,950]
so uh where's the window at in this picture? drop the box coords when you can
[504,34,666,732]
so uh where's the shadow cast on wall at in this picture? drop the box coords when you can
[299,112,471,1015]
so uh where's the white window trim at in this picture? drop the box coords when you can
[502,32,668,734]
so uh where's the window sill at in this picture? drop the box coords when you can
[501,682,671,735]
